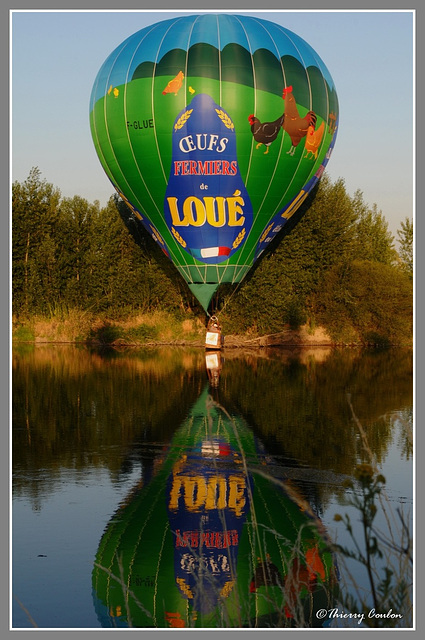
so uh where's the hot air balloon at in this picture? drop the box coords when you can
[92,386,338,628]
[90,14,339,313]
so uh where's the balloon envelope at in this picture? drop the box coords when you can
[90,14,339,311]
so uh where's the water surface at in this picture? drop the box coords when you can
[12,345,413,629]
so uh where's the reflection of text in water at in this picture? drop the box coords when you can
[180,552,231,575]
[168,472,247,516]
[175,529,239,549]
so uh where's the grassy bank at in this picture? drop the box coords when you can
[12,308,412,348]
[11,308,339,347]
[12,310,207,346]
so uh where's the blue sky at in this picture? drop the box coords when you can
[11,9,414,237]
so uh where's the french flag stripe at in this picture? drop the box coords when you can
[200,246,231,258]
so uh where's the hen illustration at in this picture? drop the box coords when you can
[282,86,317,156]
[162,71,184,96]
[248,111,285,154]
[304,120,325,160]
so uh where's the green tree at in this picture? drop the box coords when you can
[223,175,358,332]
[397,217,413,277]
[222,175,412,344]
[36,234,61,311]
[12,167,61,315]
[312,260,413,344]
[279,176,358,297]
[116,197,196,312]
[87,196,182,314]
[352,191,397,265]
[56,195,100,307]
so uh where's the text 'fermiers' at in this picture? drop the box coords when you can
[173,134,238,176]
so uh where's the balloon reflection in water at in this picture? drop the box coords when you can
[92,387,338,628]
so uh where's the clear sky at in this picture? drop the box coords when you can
[11,9,414,237]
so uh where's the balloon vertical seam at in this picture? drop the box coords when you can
[90,43,128,190]
[122,27,169,220]
[151,19,205,288]
[153,523,169,626]
[233,15,257,191]
[152,19,181,187]
[229,16,261,282]
[167,15,209,286]
[103,41,143,210]
[243,19,288,236]
[216,14,222,107]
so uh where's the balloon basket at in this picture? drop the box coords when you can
[205,316,223,350]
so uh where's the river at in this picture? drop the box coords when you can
[11,344,413,629]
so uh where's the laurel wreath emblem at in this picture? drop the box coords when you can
[174,109,193,131]
[259,223,273,243]
[232,228,246,249]
[215,109,234,130]
[220,580,235,598]
[176,577,193,599]
[171,227,187,248]
[150,225,165,246]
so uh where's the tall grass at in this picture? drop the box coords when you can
[330,395,413,628]
[12,309,206,345]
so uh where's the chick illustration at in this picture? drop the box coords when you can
[304,121,325,160]
[189,86,196,94]
[162,71,184,96]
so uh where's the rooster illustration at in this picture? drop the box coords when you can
[282,86,317,156]
[162,71,184,96]
[248,111,285,154]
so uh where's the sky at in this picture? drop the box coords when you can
[10,9,414,238]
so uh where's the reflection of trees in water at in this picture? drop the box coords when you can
[12,346,412,511]
[12,346,206,504]
[394,407,413,461]
[219,347,412,466]
[217,347,413,511]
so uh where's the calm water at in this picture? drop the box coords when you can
[11,344,414,629]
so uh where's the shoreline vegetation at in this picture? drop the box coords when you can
[12,310,413,349]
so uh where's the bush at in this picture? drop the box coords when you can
[13,324,35,342]
[126,323,159,343]
[88,322,124,345]
[286,299,308,330]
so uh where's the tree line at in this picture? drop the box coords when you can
[12,167,413,344]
